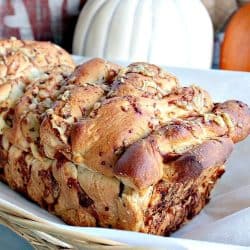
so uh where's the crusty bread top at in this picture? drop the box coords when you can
[0,45,248,192]
[71,85,212,177]
[0,37,75,83]
[39,59,215,179]
[40,58,122,159]
[0,38,75,135]
[38,59,249,190]
[40,59,181,161]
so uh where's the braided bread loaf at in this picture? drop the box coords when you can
[0,38,75,177]
[0,39,249,235]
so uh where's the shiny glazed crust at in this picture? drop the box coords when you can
[0,42,249,235]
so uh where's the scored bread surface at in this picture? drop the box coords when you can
[0,38,249,235]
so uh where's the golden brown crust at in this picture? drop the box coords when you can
[114,100,249,189]
[213,100,250,142]
[113,138,163,189]
[0,37,74,82]
[5,73,67,155]
[0,37,74,180]
[41,61,213,166]
[163,138,233,182]
[115,137,233,189]
[70,85,212,176]
[70,57,121,85]
[109,62,179,98]
[0,35,75,79]
[0,38,75,140]
[40,58,121,159]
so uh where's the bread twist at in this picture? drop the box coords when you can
[115,100,250,189]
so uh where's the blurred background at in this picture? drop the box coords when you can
[0,0,249,71]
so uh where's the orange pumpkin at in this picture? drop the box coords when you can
[220,3,250,71]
